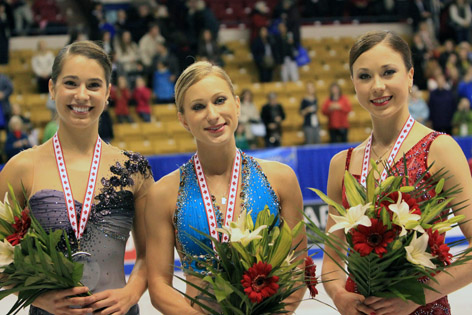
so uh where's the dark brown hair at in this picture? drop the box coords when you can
[349,30,412,76]
[51,40,112,86]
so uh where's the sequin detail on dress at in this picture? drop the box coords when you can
[343,132,451,315]
[28,151,152,315]
[173,150,280,273]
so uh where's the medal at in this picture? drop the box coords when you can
[194,150,241,251]
[71,251,100,291]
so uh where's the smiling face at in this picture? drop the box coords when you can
[178,74,240,147]
[49,54,110,130]
[351,42,413,118]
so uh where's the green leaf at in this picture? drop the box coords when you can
[308,188,346,216]
[343,171,365,207]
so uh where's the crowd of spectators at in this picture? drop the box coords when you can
[4,0,472,160]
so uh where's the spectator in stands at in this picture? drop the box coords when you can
[114,9,129,37]
[239,89,264,148]
[275,22,299,82]
[273,0,301,47]
[300,80,320,145]
[409,0,433,32]
[452,97,472,136]
[153,60,175,104]
[115,30,140,83]
[151,43,179,83]
[457,41,471,77]
[128,3,155,43]
[153,3,174,41]
[428,73,456,134]
[111,75,133,123]
[185,0,219,55]
[322,82,352,143]
[251,26,277,83]
[10,102,38,145]
[12,0,33,35]
[261,91,286,147]
[411,32,430,90]
[197,29,223,67]
[458,66,472,105]
[347,0,370,17]
[4,115,31,160]
[439,39,458,71]
[0,1,13,65]
[408,85,429,124]
[139,22,165,72]
[0,73,13,129]
[449,0,472,44]
[133,76,152,122]
[101,30,114,56]
[235,123,250,151]
[250,1,270,43]
[31,39,55,94]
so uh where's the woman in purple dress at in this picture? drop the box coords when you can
[0,41,153,315]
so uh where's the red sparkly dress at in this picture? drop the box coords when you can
[342,131,451,315]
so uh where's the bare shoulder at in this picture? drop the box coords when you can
[255,158,297,182]
[146,169,180,217]
[428,133,466,169]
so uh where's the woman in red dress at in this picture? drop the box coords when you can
[322,30,472,315]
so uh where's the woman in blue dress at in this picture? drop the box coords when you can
[145,61,306,314]
[0,41,154,315]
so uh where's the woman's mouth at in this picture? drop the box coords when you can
[370,96,392,106]
[68,105,92,113]
[205,123,226,133]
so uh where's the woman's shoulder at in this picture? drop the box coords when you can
[254,158,297,182]
[146,169,180,208]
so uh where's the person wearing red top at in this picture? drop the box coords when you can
[133,76,152,122]
[321,82,352,143]
[111,75,133,123]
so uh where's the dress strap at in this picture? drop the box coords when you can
[345,148,354,171]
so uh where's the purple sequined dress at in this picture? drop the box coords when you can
[343,132,451,315]
[28,151,152,315]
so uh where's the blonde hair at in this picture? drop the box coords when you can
[174,61,235,113]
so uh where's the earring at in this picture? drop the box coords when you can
[408,86,412,94]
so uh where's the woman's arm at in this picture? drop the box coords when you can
[322,150,376,315]
[262,160,307,313]
[145,172,202,315]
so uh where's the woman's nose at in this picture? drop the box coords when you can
[372,76,385,93]
[206,103,219,121]
[74,85,90,102]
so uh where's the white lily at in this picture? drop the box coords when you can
[328,203,372,233]
[0,239,14,268]
[0,192,14,223]
[405,232,435,269]
[388,192,423,236]
[227,224,267,247]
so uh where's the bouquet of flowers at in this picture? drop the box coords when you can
[178,207,319,315]
[0,185,87,315]
[306,161,472,306]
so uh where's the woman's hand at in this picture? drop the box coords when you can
[88,286,139,315]
[333,290,377,315]
[364,296,419,315]
[32,286,95,315]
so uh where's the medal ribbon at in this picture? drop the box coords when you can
[194,150,241,250]
[53,133,102,240]
[360,115,415,186]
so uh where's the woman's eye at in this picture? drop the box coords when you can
[215,96,226,105]
[88,82,102,89]
[358,73,370,80]
[64,80,76,87]
[192,103,205,111]
[384,69,396,76]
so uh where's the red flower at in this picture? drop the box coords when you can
[427,229,452,265]
[241,261,279,303]
[304,256,318,298]
[352,218,396,258]
[378,192,421,217]
[6,208,31,246]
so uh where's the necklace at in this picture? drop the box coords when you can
[53,132,102,245]
[371,145,390,165]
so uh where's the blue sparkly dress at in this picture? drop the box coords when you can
[27,151,153,315]
[174,150,281,273]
